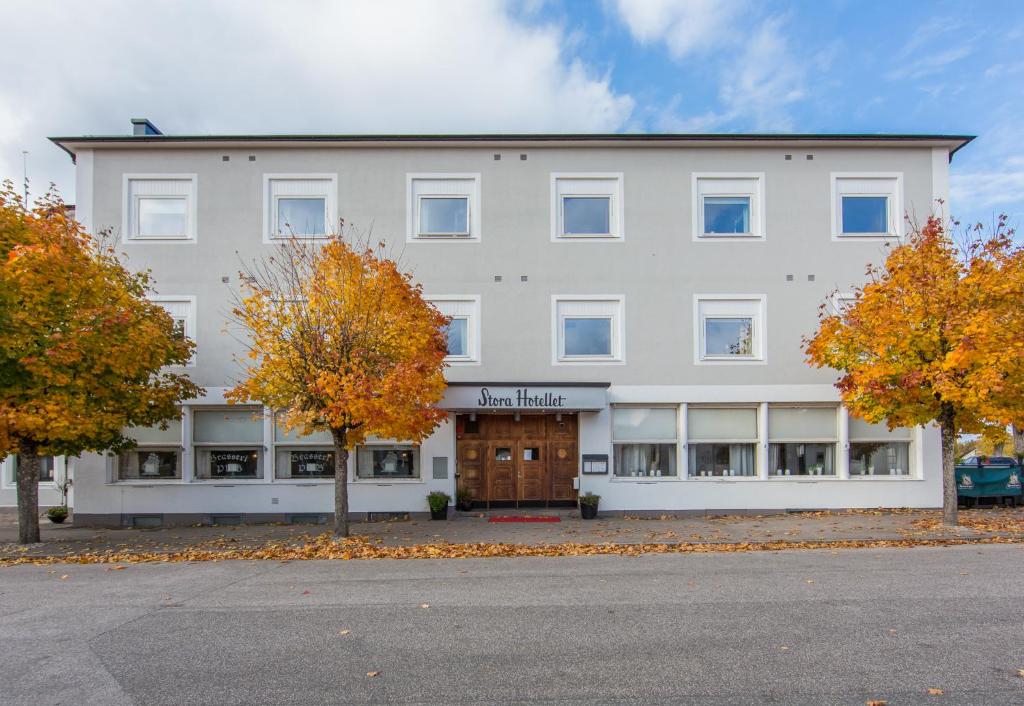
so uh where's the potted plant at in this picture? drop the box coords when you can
[47,506,69,524]
[579,493,600,520]
[456,488,474,512]
[427,491,451,520]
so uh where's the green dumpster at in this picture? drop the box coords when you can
[955,465,1023,506]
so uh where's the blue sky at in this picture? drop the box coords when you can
[1,0,1021,227]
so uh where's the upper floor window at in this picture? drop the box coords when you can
[551,173,624,241]
[831,173,903,240]
[694,295,766,364]
[692,173,765,240]
[426,295,481,365]
[552,296,624,364]
[407,174,481,242]
[150,296,196,366]
[264,174,337,241]
[123,175,197,242]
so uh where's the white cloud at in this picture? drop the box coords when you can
[719,17,805,131]
[614,0,743,59]
[0,0,635,202]
[614,3,803,131]
[951,168,1024,210]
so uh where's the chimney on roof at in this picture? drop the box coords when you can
[131,118,162,136]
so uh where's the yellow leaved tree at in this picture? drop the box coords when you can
[227,235,449,536]
[806,214,1024,526]
[0,183,202,543]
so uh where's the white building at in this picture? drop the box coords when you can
[36,122,971,525]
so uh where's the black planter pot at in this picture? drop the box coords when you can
[430,507,448,520]
[580,503,598,520]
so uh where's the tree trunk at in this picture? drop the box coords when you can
[332,429,349,537]
[16,443,41,544]
[1012,425,1024,464]
[939,405,958,527]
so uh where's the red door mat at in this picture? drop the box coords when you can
[487,516,561,523]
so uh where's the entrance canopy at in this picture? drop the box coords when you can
[441,382,609,412]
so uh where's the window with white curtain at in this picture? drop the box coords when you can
[193,408,264,480]
[264,175,336,241]
[687,407,757,477]
[692,173,765,239]
[551,173,624,240]
[5,455,59,486]
[553,296,624,364]
[768,406,838,476]
[426,296,481,364]
[273,414,335,480]
[407,174,481,241]
[612,407,678,478]
[118,417,183,480]
[124,175,197,241]
[849,416,913,476]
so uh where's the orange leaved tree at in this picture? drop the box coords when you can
[227,235,449,536]
[0,183,201,543]
[806,214,1024,526]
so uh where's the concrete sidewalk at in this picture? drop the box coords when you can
[2,506,1022,559]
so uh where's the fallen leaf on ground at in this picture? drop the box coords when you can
[927,688,944,695]
[59,575,68,580]
[420,603,430,609]
[366,671,380,678]
[338,629,350,635]
[866,700,888,706]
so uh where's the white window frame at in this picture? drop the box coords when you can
[693,294,766,365]
[550,172,624,242]
[122,174,198,243]
[828,291,856,317]
[2,454,65,489]
[551,295,625,365]
[352,440,424,483]
[115,415,185,483]
[831,172,904,240]
[685,405,761,480]
[766,405,840,478]
[692,172,765,241]
[406,173,481,242]
[263,174,337,243]
[425,295,481,366]
[847,415,917,479]
[191,406,266,483]
[271,412,335,483]
[610,404,682,482]
[149,295,197,368]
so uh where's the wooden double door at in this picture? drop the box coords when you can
[456,413,578,505]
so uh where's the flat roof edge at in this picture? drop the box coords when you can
[49,132,975,160]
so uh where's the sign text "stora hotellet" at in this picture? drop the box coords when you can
[477,387,567,408]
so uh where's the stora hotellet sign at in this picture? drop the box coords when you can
[441,384,608,411]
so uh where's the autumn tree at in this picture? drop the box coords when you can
[0,183,201,543]
[227,235,449,536]
[806,214,1024,526]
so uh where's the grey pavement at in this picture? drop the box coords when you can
[3,545,1024,705]
[4,506,1022,560]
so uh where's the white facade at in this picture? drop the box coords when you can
[44,127,969,525]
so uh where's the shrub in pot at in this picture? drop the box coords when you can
[456,489,474,512]
[47,506,69,524]
[579,493,600,520]
[427,491,451,520]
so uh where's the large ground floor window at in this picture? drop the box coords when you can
[850,442,910,476]
[769,443,835,476]
[688,443,755,477]
[768,406,838,476]
[193,409,264,480]
[356,445,419,479]
[612,407,678,477]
